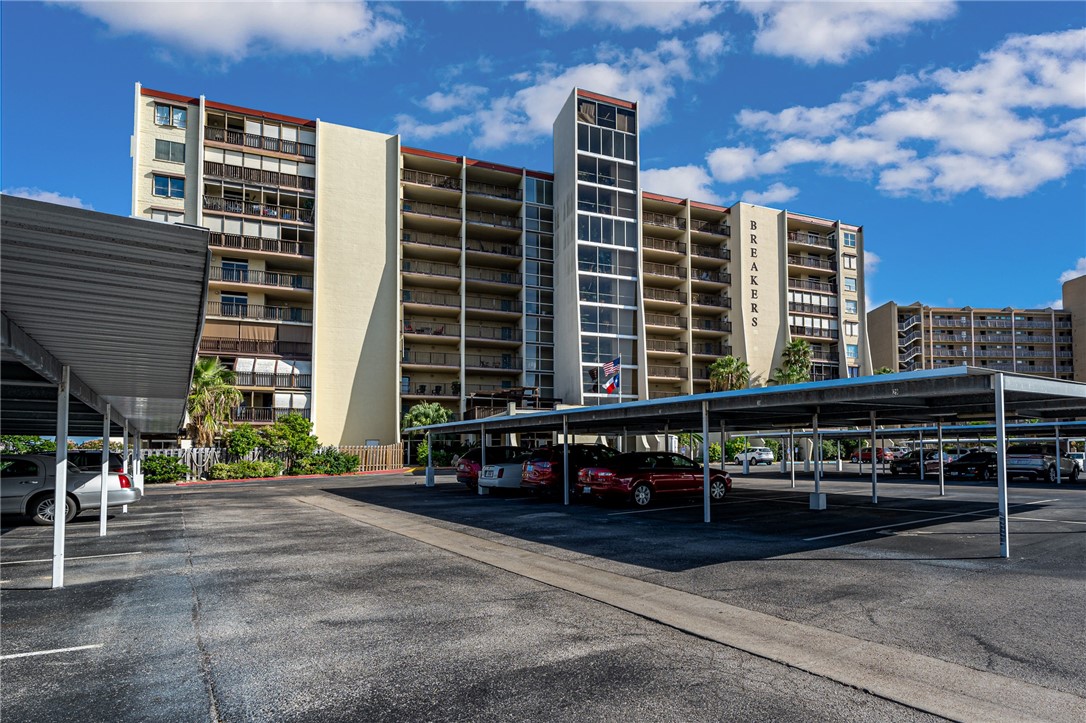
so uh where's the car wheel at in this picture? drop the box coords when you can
[1047,465,1059,483]
[850,456,858,463]
[733,457,741,465]
[30,493,78,526]
[709,477,728,501]
[1070,466,1080,483]
[978,467,991,482]
[631,482,653,507]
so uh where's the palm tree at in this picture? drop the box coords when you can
[874,366,895,375]
[772,339,813,385]
[402,402,452,463]
[708,355,750,392]
[187,357,243,447]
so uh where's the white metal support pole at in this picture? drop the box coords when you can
[134,433,143,493]
[122,420,130,514]
[937,421,945,496]
[1054,423,1062,485]
[720,420,726,472]
[701,401,711,523]
[870,411,878,505]
[99,404,111,536]
[995,374,1010,558]
[810,413,825,510]
[836,440,842,472]
[52,366,71,589]
[562,416,570,506]
[742,442,750,475]
[425,431,435,487]
[919,429,926,482]
[789,429,796,489]
[478,424,487,495]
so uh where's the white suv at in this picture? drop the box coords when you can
[733,447,775,465]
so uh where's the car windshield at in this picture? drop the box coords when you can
[1007,444,1048,455]
[956,452,991,463]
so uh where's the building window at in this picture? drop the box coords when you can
[845,299,857,314]
[220,292,248,317]
[845,321,859,337]
[842,254,857,270]
[154,139,186,163]
[152,174,185,199]
[844,277,857,292]
[846,344,858,358]
[154,103,187,129]
[847,366,860,378]
[843,231,856,248]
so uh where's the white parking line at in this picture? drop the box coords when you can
[0,551,142,566]
[1,644,103,660]
[608,502,728,516]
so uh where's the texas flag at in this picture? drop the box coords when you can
[605,371,620,394]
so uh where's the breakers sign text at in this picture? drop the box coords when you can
[748,220,759,327]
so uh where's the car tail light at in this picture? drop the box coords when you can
[118,474,132,489]
[496,468,504,478]
[110,466,124,473]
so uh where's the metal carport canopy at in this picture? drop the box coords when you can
[1,194,211,436]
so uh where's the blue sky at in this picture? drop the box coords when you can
[2,1,1083,311]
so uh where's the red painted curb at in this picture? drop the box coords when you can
[175,468,410,486]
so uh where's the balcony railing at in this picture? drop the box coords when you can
[810,351,841,363]
[898,315,921,330]
[402,168,462,191]
[465,295,522,313]
[649,391,685,399]
[642,236,686,255]
[692,343,730,356]
[790,325,839,340]
[402,230,461,250]
[787,254,836,271]
[207,302,312,323]
[403,321,458,337]
[643,262,686,279]
[788,302,838,316]
[401,290,460,308]
[788,278,837,294]
[203,196,314,224]
[691,318,731,333]
[689,219,731,237]
[401,259,460,279]
[209,232,314,257]
[691,269,729,284]
[973,334,1014,343]
[465,354,522,370]
[643,211,686,230]
[466,267,522,285]
[466,180,521,201]
[645,339,687,353]
[1015,320,1059,329]
[231,407,310,423]
[233,372,312,389]
[204,161,314,191]
[199,337,311,359]
[643,287,687,304]
[647,365,689,379]
[205,127,315,158]
[692,293,731,308]
[464,325,521,342]
[210,267,313,290]
[403,351,459,366]
[932,318,971,328]
[402,200,461,220]
[691,243,730,260]
[788,231,835,249]
[466,209,522,229]
[644,313,687,329]
[466,238,520,257]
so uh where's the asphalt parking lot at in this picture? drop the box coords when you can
[2,467,1084,722]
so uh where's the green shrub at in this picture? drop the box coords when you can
[432,449,452,466]
[708,442,722,463]
[143,455,191,484]
[209,460,283,480]
[224,424,262,457]
[724,436,748,462]
[290,449,359,476]
[415,439,429,464]
[260,413,319,470]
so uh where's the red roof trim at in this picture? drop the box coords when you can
[205,100,315,127]
[402,146,461,163]
[690,200,730,213]
[642,191,686,205]
[787,212,835,227]
[577,89,635,109]
[465,158,522,175]
[141,87,199,106]
[526,170,554,180]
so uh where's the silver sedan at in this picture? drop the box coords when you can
[0,454,142,525]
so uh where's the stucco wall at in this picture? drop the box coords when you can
[1064,276,1086,382]
[729,202,785,386]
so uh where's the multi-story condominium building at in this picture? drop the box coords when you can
[868,283,1083,381]
[132,84,870,445]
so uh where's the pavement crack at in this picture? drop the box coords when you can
[181,502,223,723]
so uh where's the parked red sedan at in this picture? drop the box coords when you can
[578,452,732,507]
[521,444,618,496]
[851,447,895,463]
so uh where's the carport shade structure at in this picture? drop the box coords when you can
[406,367,1086,559]
[1,194,211,586]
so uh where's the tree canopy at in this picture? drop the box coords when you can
[708,355,750,392]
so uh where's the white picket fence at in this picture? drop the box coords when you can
[141,444,405,478]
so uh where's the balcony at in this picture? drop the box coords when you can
[199,337,311,359]
[931,348,971,358]
[403,381,461,399]
[465,354,522,371]
[402,259,461,285]
[401,289,460,310]
[692,293,730,308]
[647,365,689,380]
[932,318,970,328]
[643,262,686,279]
[788,278,837,294]
[790,325,839,340]
[203,196,314,224]
[207,302,312,323]
[787,254,836,271]
[971,319,1012,329]
[691,318,731,333]
[973,334,1014,343]
[643,211,686,230]
[233,372,312,389]
[465,295,522,314]
[210,267,313,290]
[466,209,522,229]
[231,407,309,423]
[402,200,461,221]
[402,230,461,251]
[975,349,1014,358]
[403,351,459,367]
[205,127,315,159]
[466,267,522,286]
[691,244,730,260]
[788,302,838,316]
[644,313,687,330]
[692,342,729,356]
[691,269,729,284]
[642,236,686,255]
[204,160,315,192]
[643,287,687,305]
[403,320,459,339]
[649,390,685,399]
[209,232,313,258]
[1015,320,1058,329]
[689,220,731,237]
[466,238,520,257]
[464,325,521,343]
[810,350,840,363]
[466,180,521,201]
[645,339,688,354]
[787,231,835,249]
[402,168,462,191]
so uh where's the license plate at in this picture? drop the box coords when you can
[583,486,592,494]
[483,469,496,478]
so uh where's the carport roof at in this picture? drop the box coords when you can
[408,367,1086,437]
[1,195,210,436]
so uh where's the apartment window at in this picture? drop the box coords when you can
[220,259,249,283]
[842,231,856,248]
[154,103,187,129]
[846,344,859,359]
[220,292,248,317]
[845,321,859,337]
[845,299,857,314]
[154,139,186,163]
[844,277,857,292]
[152,174,185,199]
[842,254,857,270]
[847,366,860,378]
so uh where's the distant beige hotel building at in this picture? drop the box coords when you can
[132,84,871,445]
[868,276,1086,382]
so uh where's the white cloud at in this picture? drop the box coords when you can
[1058,257,1086,284]
[397,36,728,150]
[526,0,723,32]
[864,249,881,275]
[67,1,405,61]
[694,31,728,60]
[707,28,1086,199]
[1046,299,1065,310]
[640,165,720,203]
[4,187,92,209]
[420,85,487,113]
[738,0,957,65]
[739,182,798,205]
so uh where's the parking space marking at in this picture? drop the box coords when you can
[0,551,142,566]
[1,644,102,660]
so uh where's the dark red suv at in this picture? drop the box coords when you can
[520,444,618,496]
[579,452,731,507]
[455,446,522,489]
